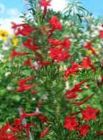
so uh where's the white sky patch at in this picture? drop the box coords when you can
[50,0,67,11]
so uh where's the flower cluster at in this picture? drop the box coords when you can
[0,0,103,139]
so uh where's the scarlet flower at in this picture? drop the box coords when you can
[78,124,90,137]
[12,23,33,36]
[65,81,85,99]
[81,57,95,71]
[37,114,48,123]
[0,123,17,140]
[49,16,62,30]
[62,38,71,49]
[39,127,49,138]
[49,47,70,62]
[23,38,38,51]
[40,0,51,7]
[17,77,33,92]
[18,76,33,85]
[64,116,78,131]
[48,38,71,49]
[99,30,103,38]
[82,106,98,121]
[17,84,33,92]
[64,62,80,78]
[23,58,33,68]
[84,42,96,55]
[48,38,62,46]
[10,50,28,59]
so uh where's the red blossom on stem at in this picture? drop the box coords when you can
[80,57,96,71]
[12,23,34,36]
[10,50,28,60]
[49,16,62,31]
[64,116,78,131]
[49,47,70,62]
[82,106,98,121]
[17,77,33,92]
[64,62,80,78]
[23,38,39,51]
[39,127,49,138]
[65,81,86,99]
[0,123,17,140]
[40,0,51,7]
[84,42,97,55]
[78,124,90,137]
[99,30,103,38]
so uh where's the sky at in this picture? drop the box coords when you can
[0,0,103,31]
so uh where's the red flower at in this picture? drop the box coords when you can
[49,16,62,30]
[82,106,98,121]
[17,84,33,92]
[10,50,28,59]
[64,116,78,131]
[39,127,49,138]
[48,38,71,49]
[62,38,71,49]
[48,38,62,46]
[49,47,70,62]
[23,58,33,68]
[78,124,90,137]
[37,114,48,123]
[0,123,17,140]
[40,0,51,7]
[84,42,96,55]
[99,30,103,38]
[64,62,80,78]
[12,23,33,36]
[23,38,38,51]
[81,57,95,71]
[65,81,85,99]
[17,77,33,92]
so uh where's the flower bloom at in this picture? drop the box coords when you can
[10,50,28,59]
[49,16,62,30]
[80,57,95,71]
[48,38,71,49]
[0,123,17,140]
[65,81,86,99]
[39,127,49,138]
[99,30,103,38]
[84,42,96,55]
[12,23,34,36]
[49,47,70,62]
[11,36,19,47]
[78,124,90,137]
[64,116,78,131]
[82,106,98,121]
[64,62,80,78]
[17,77,33,92]
[23,38,38,51]
[40,0,51,7]
[0,29,9,41]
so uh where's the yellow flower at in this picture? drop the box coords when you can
[0,29,9,41]
[11,36,19,47]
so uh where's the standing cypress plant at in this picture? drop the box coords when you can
[1,0,103,140]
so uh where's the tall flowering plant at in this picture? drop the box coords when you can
[1,0,103,139]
